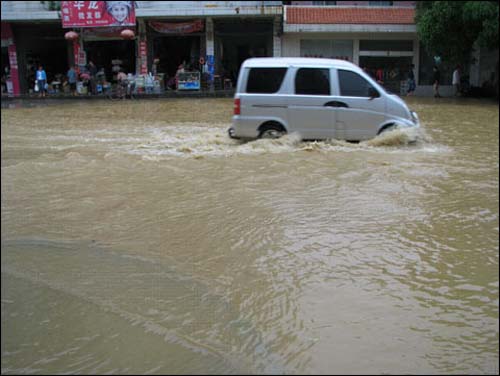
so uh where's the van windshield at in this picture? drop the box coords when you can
[246,68,287,94]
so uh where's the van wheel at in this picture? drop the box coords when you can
[259,124,286,139]
[379,124,397,135]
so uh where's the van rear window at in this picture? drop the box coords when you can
[246,68,287,93]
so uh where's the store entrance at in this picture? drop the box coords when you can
[153,36,200,78]
[85,40,135,79]
[359,56,413,94]
[215,19,273,85]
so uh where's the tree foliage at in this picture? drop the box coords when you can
[416,1,499,65]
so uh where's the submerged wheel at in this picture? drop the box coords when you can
[259,124,286,139]
[379,124,397,135]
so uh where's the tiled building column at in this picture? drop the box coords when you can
[353,39,359,66]
[273,16,281,57]
[205,17,215,90]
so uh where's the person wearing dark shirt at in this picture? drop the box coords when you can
[407,64,416,96]
[433,65,441,98]
[87,61,98,95]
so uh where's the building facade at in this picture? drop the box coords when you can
[282,1,418,94]
[1,1,497,97]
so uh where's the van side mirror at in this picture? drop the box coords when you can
[368,87,380,99]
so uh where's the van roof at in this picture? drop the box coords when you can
[241,57,359,70]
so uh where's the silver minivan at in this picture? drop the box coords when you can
[228,57,419,141]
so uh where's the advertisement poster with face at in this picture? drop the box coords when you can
[61,1,136,28]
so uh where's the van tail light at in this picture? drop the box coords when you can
[234,98,241,115]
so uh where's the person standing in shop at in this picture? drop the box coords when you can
[452,65,461,97]
[36,65,47,98]
[67,65,78,96]
[87,61,98,95]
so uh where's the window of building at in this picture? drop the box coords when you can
[338,69,378,97]
[312,1,337,5]
[295,68,330,95]
[246,68,287,93]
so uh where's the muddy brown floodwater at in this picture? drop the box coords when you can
[1,97,499,374]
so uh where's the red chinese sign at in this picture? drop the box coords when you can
[61,1,136,28]
[148,20,204,34]
[139,40,148,75]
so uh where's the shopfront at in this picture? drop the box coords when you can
[8,23,69,95]
[214,18,274,86]
[151,32,202,77]
[284,35,417,95]
[82,29,136,79]
[358,39,414,93]
[146,19,204,89]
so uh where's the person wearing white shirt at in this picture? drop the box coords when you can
[452,65,461,96]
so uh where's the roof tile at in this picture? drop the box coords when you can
[287,7,415,25]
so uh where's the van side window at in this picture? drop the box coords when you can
[295,68,330,95]
[338,70,378,97]
[246,68,287,93]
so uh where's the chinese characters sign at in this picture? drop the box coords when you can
[148,20,204,34]
[139,40,147,75]
[61,1,136,28]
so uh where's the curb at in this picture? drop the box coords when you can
[1,90,235,101]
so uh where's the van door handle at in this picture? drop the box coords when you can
[324,101,349,108]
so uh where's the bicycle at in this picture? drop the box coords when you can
[107,80,136,100]
[107,82,126,100]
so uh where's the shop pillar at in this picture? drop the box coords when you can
[205,17,215,91]
[273,17,281,57]
[353,39,360,66]
[137,20,148,76]
[1,22,21,97]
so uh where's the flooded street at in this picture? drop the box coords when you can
[1,97,498,374]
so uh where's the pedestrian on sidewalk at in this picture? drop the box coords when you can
[67,65,78,96]
[452,65,461,96]
[406,64,416,96]
[36,65,47,98]
[433,65,441,98]
[87,61,98,95]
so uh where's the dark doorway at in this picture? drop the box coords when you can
[12,24,70,93]
[153,36,200,78]
[85,40,136,79]
[215,18,273,85]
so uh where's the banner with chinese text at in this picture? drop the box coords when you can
[148,20,204,34]
[61,1,136,28]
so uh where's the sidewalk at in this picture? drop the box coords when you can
[1,89,235,101]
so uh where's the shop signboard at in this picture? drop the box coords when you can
[78,50,87,66]
[61,1,136,28]
[148,20,204,34]
[139,40,148,75]
[81,26,134,38]
[3,22,20,96]
[177,72,200,91]
[8,49,18,70]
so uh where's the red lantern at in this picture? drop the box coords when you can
[64,31,79,41]
[120,29,135,40]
